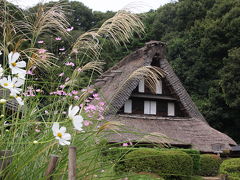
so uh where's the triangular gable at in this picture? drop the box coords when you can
[94,41,205,122]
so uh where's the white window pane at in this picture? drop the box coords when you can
[144,101,150,114]
[168,102,175,116]
[156,79,162,94]
[124,100,132,113]
[138,79,144,93]
[150,101,156,115]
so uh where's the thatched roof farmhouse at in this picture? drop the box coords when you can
[94,41,236,152]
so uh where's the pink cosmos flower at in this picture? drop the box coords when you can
[122,143,128,147]
[74,96,80,100]
[59,47,65,51]
[59,85,65,89]
[37,40,44,44]
[65,62,75,67]
[35,129,40,133]
[38,49,47,54]
[27,70,35,75]
[77,67,82,72]
[58,72,64,77]
[99,102,105,106]
[36,89,43,93]
[83,120,91,126]
[65,77,70,82]
[85,104,96,111]
[55,37,61,41]
[71,90,78,95]
[93,93,99,98]
[66,27,74,32]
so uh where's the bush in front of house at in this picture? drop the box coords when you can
[220,158,240,180]
[124,148,193,179]
[172,149,200,175]
[198,154,222,176]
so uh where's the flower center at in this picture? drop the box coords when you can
[11,62,17,67]
[3,83,8,87]
[57,132,62,138]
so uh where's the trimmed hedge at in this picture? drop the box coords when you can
[220,158,240,180]
[198,154,222,176]
[102,147,200,177]
[168,149,200,175]
[124,149,193,179]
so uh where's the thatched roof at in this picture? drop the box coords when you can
[94,41,236,152]
[105,114,235,152]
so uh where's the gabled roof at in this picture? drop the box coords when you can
[95,41,205,121]
[94,41,236,152]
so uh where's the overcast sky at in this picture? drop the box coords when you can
[8,0,174,12]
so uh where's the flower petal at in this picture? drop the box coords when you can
[68,105,79,118]
[73,116,83,131]
[16,61,26,68]
[59,126,66,133]
[8,52,20,63]
[52,122,59,136]
[11,67,26,75]
[59,139,70,146]
[62,133,71,141]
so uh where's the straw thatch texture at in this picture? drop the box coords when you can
[105,114,236,152]
[93,41,237,152]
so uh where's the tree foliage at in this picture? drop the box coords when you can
[28,0,240,142]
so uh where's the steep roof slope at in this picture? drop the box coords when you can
[95,41,205,121]
[94,41,236,152]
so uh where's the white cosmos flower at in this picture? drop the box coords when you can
[10,77,24,96]
[0,76,24,96]
[68,105,83,131]
[0,64,4,77]
[0,76,13,89]
[73,115,83,131]
[52,122,71,146]
[8,52,26,75]
[68,105,79,119]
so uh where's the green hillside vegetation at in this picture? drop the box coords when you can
[100,0,240,143]
[28,0,240,143]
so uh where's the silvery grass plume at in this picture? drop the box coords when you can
[72,10,145,60]
[65,61,105,87]
[1,1,69,69]
[105,66,166,114]
[15,2,69,47]
[23,48,57,69]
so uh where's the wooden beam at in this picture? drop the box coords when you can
[44,154,59,180]
[131,93,177,101]
[68,146,77,180]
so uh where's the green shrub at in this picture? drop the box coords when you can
[124,148,193,179]
[198,154,222,176]
[220,158,240,180]
[174,149,200,175]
